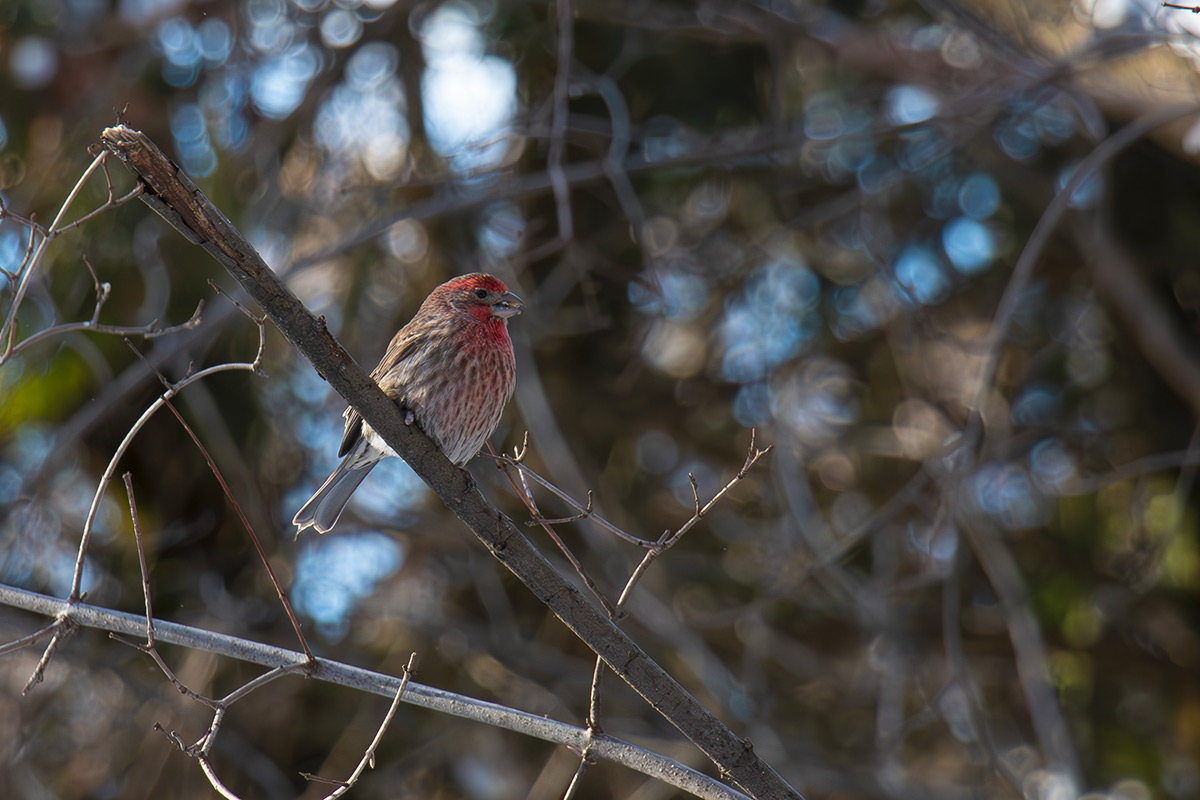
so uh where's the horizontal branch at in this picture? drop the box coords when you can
[5,300,205,363]
[97,124,800,800]
[0,582,748,800]
[287,124,810,275]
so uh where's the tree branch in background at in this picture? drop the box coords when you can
[0,149,145,360]
[548,0,576,244]
[969,103,1200,423]
[1074,218,1200,418]
[97,124,799,800]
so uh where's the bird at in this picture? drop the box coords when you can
[293,273,523,534]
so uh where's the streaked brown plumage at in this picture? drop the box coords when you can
[293,273,522,534]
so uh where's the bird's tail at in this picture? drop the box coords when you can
[293,441,381,534]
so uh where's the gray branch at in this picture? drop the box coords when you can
[0,582,748,800]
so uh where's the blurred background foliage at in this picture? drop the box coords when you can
[2,0,1200,797]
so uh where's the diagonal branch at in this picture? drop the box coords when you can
[98,123,800,800]
[303,652,420,799]
[969,103,1200,421]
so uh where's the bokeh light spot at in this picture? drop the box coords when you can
[10,37,58,90]
[170,103,217,177]
[636,430,679,475]
[770,358,859,447]
[198,18,233,66]
[733,382,770,427]
[884,85,940,126]
[252,43,320,119]
[293,532,404,641]
[1056,162,1103,209]
[1030,438,1077,491]
[386,219,430,263]
[347,41,398,89]
[958,172,1000,219]
[320,7,363,49]
[1011,382,1060,427]
[994,116,1040,160]
[967,461,1048,529]
[804,93,847,140]
[420,2,516,173]
[942,217,995,275]
[478,203,526,260]
[894,243,949,305]
[720,257,820,382]
[643,320,706,378]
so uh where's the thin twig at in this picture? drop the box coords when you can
[149,659,307,797]
[25,286,264,705]
[197,756,244,800]
[125,331,311,660]
[219,663,308,707]
[2,149,114,355]
[490,452,656,547]
[304,652,420,799]
[662,431,773,552]
[54,181,144,237]
[575,431,772,795]
[109,629,220,707]
[530,490,594,525]
[0,621,60,658]
[65,299,263,604]
[153,722,191,753]
[562,724,598,800]
[492,441,618,618]
[115,471,220,707]
[21,618,75,694]
[123,472,154,647]
[5,299,204,365]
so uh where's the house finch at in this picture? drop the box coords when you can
[293,273,523,534]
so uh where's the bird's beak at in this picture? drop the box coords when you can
[492,290,524,319]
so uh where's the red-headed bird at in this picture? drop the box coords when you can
[293,273,522,534]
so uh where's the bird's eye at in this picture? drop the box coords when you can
[474,288,489,299]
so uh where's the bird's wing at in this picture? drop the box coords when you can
[337,328,423,458]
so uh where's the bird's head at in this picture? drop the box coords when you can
[440,273,524,322]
